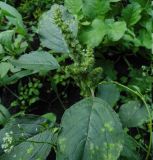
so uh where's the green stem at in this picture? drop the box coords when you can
[132,137,148,153]
[90,88,95,97]
[99,81,152,160]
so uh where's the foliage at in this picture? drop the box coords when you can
[0,0,152,160]
[97,83,120,107]
[57,97,124,160]
[18,0,63,20]
[0,104,10,126]
[11,78,42,110]
[119,101,150,127]
[0,114,57,159]
[39,4,102,96]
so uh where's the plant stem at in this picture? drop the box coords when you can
[90,88,95,97]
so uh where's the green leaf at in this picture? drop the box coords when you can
[138,29,152,49]
[82,0,110,19]
[109,0,121,2]
[0,2,26,35]
[80,18,106,47]
[122,29,141,48]
[0,2,22,20]
[97,84,120,107]
[129,0,150,7]
[120,133,140,160]
[42,113,56,123]
[0,115,55,159]
[0,30,14,49]
[121,2,142,26]
[0,104,10,125]
[57,97,124,160]
[0,62,12,78]
[0,70,36,86]
[65,0,82,14]
[141,18,152,33]
[10,51,59,72]
[97,56,117,80]
[0,130,53,160]
[38,4,78,54]
[0,44,4,55]
[152,132,153,148]
[106,20,127,41]
[119,101,149,127]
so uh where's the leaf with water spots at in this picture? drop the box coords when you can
[57,97,124,160]
[0,115,56,160]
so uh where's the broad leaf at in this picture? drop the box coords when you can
[0,2,26,35]
[120,133,140,160]
[0,44,4,55]
[57,97,124,160]
[122,2,142,26]
[65,0,82,14]
[0,2,22,20]
[11,51,59,72]
[0,104,10,125]
[106,20,127,41]
[141,18,152,33]
[97,56,117,80]
[0,62,12,78]
[42,113,56,123]
[38,4,78,54]
[82,0,110,19]
[80,19,106,47]
[0,115,55,160]
[119,101,149,127]
[122,30,141,48]
[0,30,14,49]
[97,84,120,107]
[0,70,36,86]
[0,130,53,160]
[138,29,152,49]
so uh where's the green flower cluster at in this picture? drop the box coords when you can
[53,7,102,96]
[11,78,42,110]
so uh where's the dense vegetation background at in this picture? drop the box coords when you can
[0,0,152,160]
